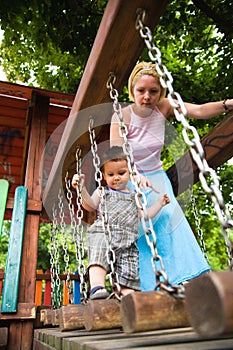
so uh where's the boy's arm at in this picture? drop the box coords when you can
[81,187,100,212]
[72,173,100,212]
[139,194,170,219]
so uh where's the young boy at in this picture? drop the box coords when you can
[72,146,170,299]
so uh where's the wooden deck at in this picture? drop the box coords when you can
[33,327,233,350]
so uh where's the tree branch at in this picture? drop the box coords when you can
[192,0,232,35]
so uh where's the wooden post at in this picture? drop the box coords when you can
[120,291,189,333]
[7,92,49,350]
[84,299,121,331]
[185,271,233,337]
[0,328,8,348]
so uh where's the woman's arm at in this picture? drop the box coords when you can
[184,99,233,119]
[159,97,233,120]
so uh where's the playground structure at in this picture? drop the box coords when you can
[0,0,233,349]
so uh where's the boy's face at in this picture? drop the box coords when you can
[103,159,130,191]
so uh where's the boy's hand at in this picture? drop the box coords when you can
[159,193,170,207]
[71,173,85,189]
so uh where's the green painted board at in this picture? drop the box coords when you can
[1,186,28,313]
[0,179,9,238]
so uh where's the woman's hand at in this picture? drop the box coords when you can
[139,174,160,193]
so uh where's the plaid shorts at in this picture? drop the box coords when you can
[87,189,140,290]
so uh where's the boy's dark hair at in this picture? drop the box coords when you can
[100,146,127,171]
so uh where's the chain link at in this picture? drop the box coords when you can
[190,186,209,262]
[74,147,88,302]
[58,186,71,298]
[49,205,62,308]
[88,116,121,299]
[135,8,233,269]
[65,148,88,303]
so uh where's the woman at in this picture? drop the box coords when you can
[110,61,233,291]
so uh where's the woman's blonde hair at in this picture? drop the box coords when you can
[128,61,166,102]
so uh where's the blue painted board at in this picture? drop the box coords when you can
[0,179,9,238]
[1,186,28,313]
[73,270,81,304]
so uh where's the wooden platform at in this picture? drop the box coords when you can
[33,327,233,350]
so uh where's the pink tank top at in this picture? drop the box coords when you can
[127,105,165,173]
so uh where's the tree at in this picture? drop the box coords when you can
[0,0,107,92]
[0,0,232,97]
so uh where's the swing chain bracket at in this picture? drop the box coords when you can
[136,8,233,269]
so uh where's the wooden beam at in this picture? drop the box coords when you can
[42,0,170,218]
[0,303,36,320]
[167,112,233,196]
[6,198,42,212]
[0,81,74,107]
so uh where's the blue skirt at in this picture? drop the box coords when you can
[128,170,210,291]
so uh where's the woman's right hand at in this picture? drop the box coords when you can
[139,174,160,193]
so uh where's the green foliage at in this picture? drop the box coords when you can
[0,221,88,274]
[0,0,107,93]
[0,221,11,268]
[37,222,88,273]
[179,178,232,271]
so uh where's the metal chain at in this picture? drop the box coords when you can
[49,205,62,308]
[190,186,209,262]
[106,75,184,298]
[74,147,89,302]
[88,116,122,299]
[58,186,71,299]
[65,152,88,303]
[135,8,233,269]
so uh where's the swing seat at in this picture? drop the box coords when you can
[185,270,233,337]
[84,299,121,331]
[120,290,189,333]
[59,304,85,331]
[40,308,53,326]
